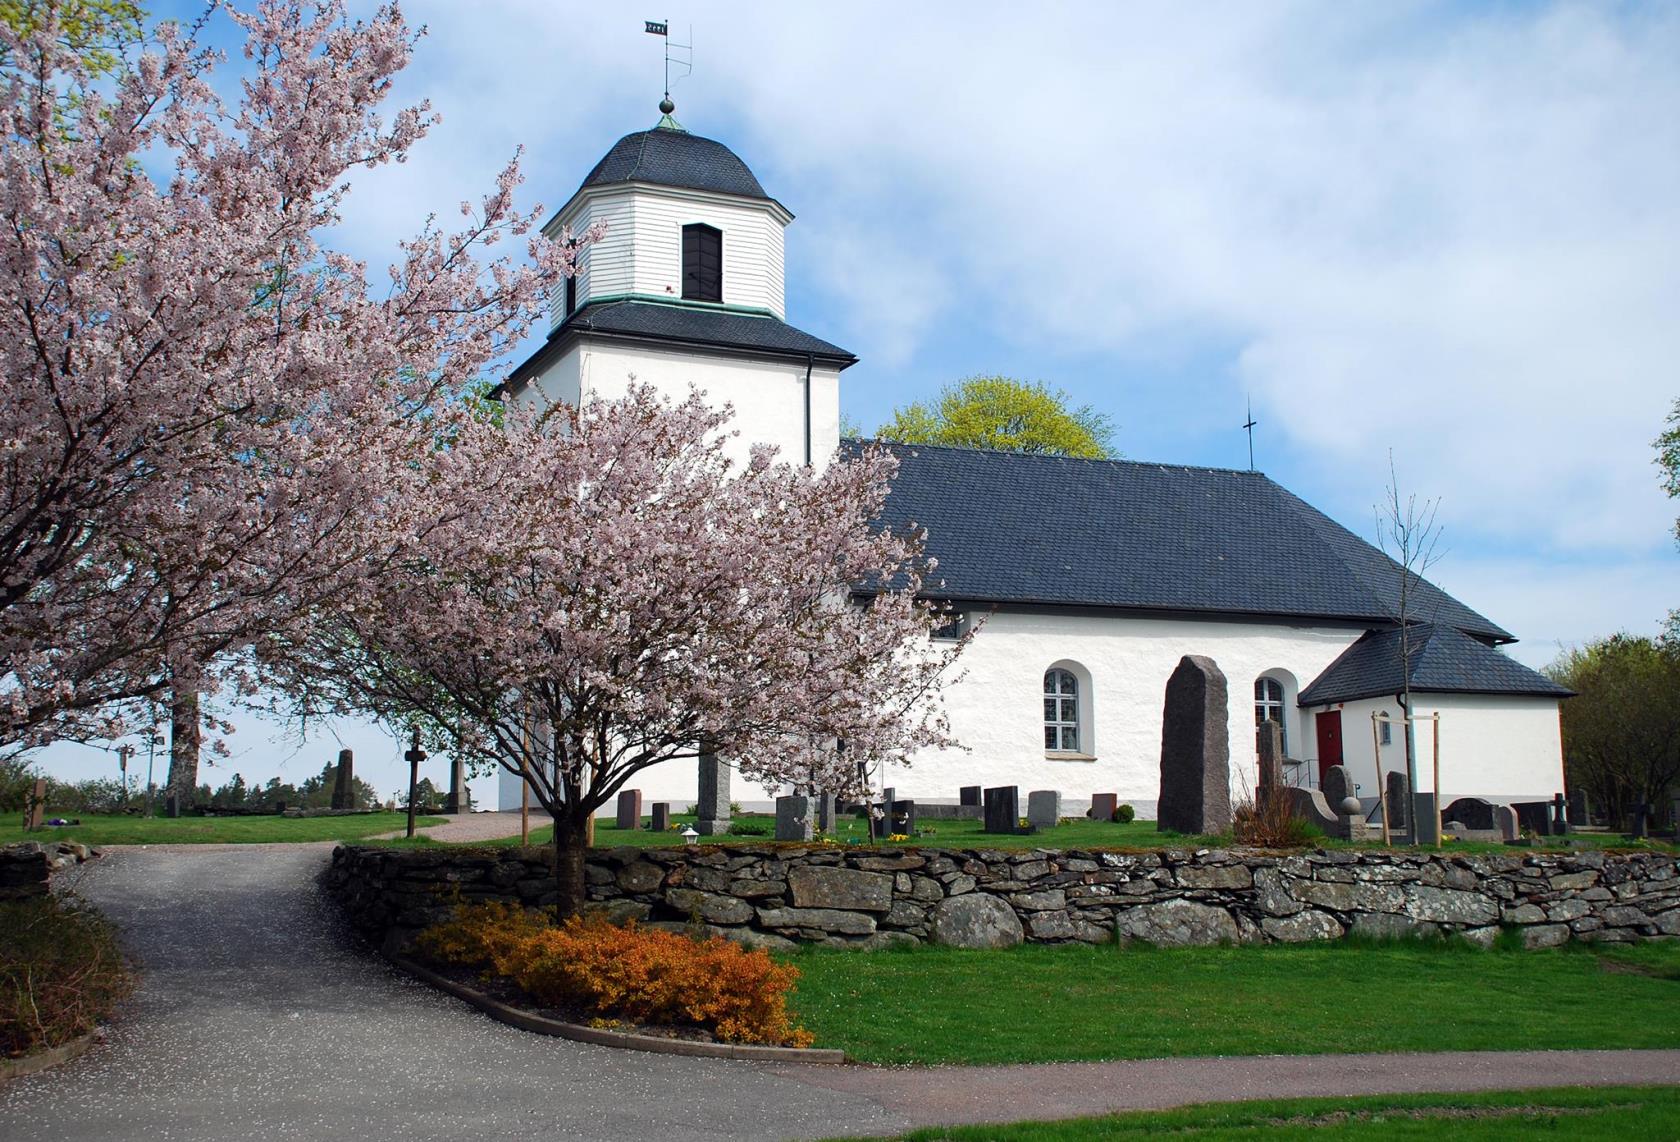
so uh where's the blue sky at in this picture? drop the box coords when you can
[35,1,1680,799]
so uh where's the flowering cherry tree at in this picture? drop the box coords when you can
[276,386,966,915]
[0,1,590,760]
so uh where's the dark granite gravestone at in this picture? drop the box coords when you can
[1412,792,1440,844]
[615,789,642,831]
[1441,797,1497,831]
[1552,793,1569,836]
[1385,770,1409,830]
[884,799,916,837]
[1321,764,1353,808]
[1026,790,1061,830]
[1090,792,1119,822]
[331,748,354,810]
[650,802,671,833]
[1630,801,1650,839]
[776,794,812,841]
[1513,801,1551,836]
[445,756,467,814]
[815,793,837,833]
[959,785,983,808]
[1567,789,1588,827]
[1157,655,1231,835]
[983,786,1021,834]
[165,792,180,819]
[1495,804,1520,843]
[695,752,731,835]
[1256,722,1284,801]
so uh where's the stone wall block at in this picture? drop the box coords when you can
[787,865,894,912]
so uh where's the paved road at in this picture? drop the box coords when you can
[4,845,1676,1142]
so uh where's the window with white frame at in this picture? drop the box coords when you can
[931,611,968,641]
[1379,710,1393,746]
[1044,668,1080,752]
[1254,676,1286,752]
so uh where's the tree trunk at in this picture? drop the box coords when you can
[166,686,201,806]
[550,812,589,922]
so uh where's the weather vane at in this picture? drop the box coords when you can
[644,19,693,121]
[1243,397,1258,471]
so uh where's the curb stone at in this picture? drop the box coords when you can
[386,954,846,1064]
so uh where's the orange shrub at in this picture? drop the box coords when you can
[417,904,812,1048]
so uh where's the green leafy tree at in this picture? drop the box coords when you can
[877,376,1117,459]
[1658,398,1679,639]
[1546,634,1680,829]
[0,0,144,80]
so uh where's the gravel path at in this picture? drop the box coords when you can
[371,810,532,843]
[3,844,1675,1142]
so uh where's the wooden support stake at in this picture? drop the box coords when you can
[1431,711,1443,850]
[1371,713,1391,846]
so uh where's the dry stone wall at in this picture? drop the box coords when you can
[1,840,99,900]
[326,843,1680,954]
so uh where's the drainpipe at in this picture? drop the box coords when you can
[1396,690,1417,845]
[802,354,814,468]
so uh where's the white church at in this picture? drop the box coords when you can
[497,107,1571,819]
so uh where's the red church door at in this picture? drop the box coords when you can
[1315,710,1343,786]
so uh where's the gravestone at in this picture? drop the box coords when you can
[1090,792,1119,822]
[615,789,643,831]
[650,802,671,833]
[1157,655,1231,835]
[983,786,1021,834]
[1513,801,1551,836]
[165,792,180,819]
[1256,722,1284,801]
[446,756,467,814]
[1495,804,1520,843]
[1441,796,1497,831]
[1411,792,1440,844]
[886,799,917,838]
[814,793,837,833]
[1551,792,1569,836]
[1630,801,1650,839]
[1672,797,1680,839]
[24,777,46,831]
[1567,788,1588,827]
[331,748,355,810]
[1026,790,1061,830]
[959,785,983,808]
[695,752,731,836]
[776,794,813,841]
[1321,764,1353,808]
[1385,771,1409,831]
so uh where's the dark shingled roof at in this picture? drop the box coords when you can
[578,128,770,201]
[505,300,856,392]
[859,442,1512,640]
[1298,624,1572,705]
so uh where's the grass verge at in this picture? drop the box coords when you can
[788,936,1680,1066]
[0,811,444,846]
[1,894,133,1059]
[859,1086,1680,1140]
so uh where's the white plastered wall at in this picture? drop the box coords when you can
[1302,692,1565,807]
[891,610,1365,817]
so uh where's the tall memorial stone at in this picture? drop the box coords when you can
[331,748,355,810]
[650,802,671,833]
[1566,788,1588,827]
[695,752,731,836]
[1320,764,1360,841]
[616,789,643,831]
[814,792,837,833]
[1157,655,1231,835]
[983,786,1021,834]
[776,795,813,841]
[445,756,467,814]
[1256,722,1284,802]
[1027,790,1061,830]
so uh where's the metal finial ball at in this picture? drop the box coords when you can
[659,96,675,115]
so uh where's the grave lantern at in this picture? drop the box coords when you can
[679,825,699,844]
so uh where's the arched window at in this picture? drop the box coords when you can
[1379,711,1393,746]
[1044,668,1080,752]
[1254,676,1286,752]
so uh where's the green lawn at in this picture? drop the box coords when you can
[787,937,1680,1066]
[857,1087,1680,1141]
[0,811,443,846]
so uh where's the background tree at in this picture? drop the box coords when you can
[876,375,1117,458]
[266,386,966,916]
[1547,635,1680,828]
[1658,397,1679,639]
[0,1,591,764]
[1374,454,1444,843]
